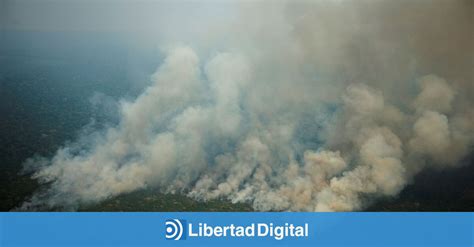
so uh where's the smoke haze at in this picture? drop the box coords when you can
[15,0,473,211]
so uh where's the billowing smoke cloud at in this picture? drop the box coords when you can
[20,0,473,211]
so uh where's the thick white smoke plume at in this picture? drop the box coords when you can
[21,0,473,211]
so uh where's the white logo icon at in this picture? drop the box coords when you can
[165,219,185,240]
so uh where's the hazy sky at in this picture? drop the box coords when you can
[1,0,237,32]
[1,0,244,59]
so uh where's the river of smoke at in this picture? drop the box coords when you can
[19,0,473,211]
